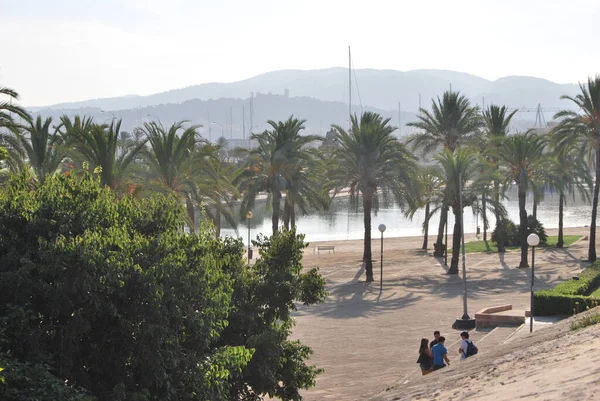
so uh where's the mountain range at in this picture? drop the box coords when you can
[30,68,581,140]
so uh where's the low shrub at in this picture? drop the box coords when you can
[570,311,600,331]
[491,216,547,247]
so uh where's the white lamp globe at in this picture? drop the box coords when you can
[527,233,540,247]
[378,224,387,233]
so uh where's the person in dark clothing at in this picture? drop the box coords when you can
[430,330,441,349]
[416,338,433,375]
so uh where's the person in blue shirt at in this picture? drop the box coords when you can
[431,336,450,370]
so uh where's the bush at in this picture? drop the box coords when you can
[491,215,547,247]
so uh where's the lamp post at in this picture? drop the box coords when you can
[527,233,540,333]
[246,211,253,260]
[211,121,224,140]
[100,110,116,121]
[378,224,386,291]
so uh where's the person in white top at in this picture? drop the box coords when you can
[458,331,472,361]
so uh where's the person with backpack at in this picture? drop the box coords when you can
[458,331,478,360]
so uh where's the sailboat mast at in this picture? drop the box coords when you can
[348,45,352,128]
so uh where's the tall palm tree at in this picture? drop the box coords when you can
[64,118,147,189]
[140,120,202,230]
[407,91,482,257]
[236,116,320,235]
[553,76,600,261]
[329,112,418,281]
[0,87,30,133]
[435,149,503,273]
[282,149,329,230]
[496,133,547,267]
[548,139,592,248]
[405,167,445,250]
[481,105,518,251]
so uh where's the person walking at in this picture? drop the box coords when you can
[458,331,478,360]
[431,336,450,370]
[416,338,433,375]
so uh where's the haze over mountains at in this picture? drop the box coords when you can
[31,68,581,139]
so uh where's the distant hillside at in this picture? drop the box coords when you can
[33,93,418,140]
[31,68,581,113]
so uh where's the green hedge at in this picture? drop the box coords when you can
[552,264,600,295]
[533,262,600,315]
[533,290,599,316]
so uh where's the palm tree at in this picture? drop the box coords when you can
[553,76,600,261]
[236,116,320,235]
[64,118,147,189]
[329,112,418,281]
[405,167,444,250]
[140,120,202,230]
[282,149,329,230]
[0,87,30,133]
[435,149,502,273]
[496,132,547,267]
[407,91,482,257]
[548,140,592,248]
[481,105,518,251]
[2,116,65,183]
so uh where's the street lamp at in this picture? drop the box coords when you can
[527,233,540,333]
[378,224,386,291]
[246,211,253,260]
[101,110,116,122]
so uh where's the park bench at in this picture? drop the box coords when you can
[314,245,335,254]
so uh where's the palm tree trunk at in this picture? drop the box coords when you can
[518,183,529,268]
[283,198,291,230]
[449,207,461,274]
[589,149,600,262]
[495,181,505,253]
[557,193,564,248]
[186,197,195,233]
[532,187,538,221]
[482,196,487,242]
[362,191,374,282]
[272,190,281,235]
[422,202,430,250]
[291,203,296,228]
[433,206,447,257]
[214,208,221,238]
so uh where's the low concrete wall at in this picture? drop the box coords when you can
[475,305,526,328]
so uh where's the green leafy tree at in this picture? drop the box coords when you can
[407,91,482,257]
[329,112,418,281]
[496,132,548,267]
[553,75,600,261]
[0,171,324,400]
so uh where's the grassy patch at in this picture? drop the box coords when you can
[570,312,600,330]
[591,287,600,298]
[462,235,582,254]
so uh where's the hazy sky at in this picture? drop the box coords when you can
[1,0,598,106]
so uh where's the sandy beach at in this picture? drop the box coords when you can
[291,226,596,400]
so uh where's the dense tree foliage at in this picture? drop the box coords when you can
[0,171,325,400]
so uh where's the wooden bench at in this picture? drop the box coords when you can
[314,245,335,254]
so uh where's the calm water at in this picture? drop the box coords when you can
[221,187,593,244]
